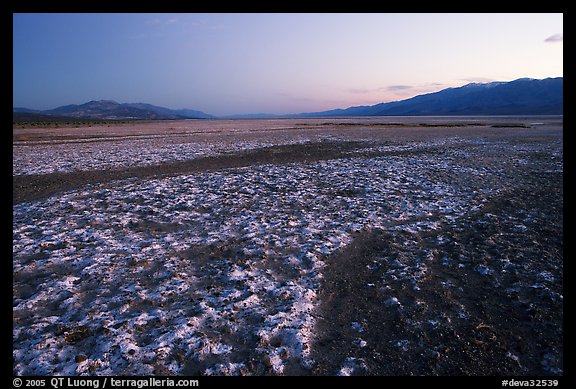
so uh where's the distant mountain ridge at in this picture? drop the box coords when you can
[14,100,213,120]
[295,77,563,117]
[14,77,562,120]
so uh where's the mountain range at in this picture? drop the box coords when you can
[13,77,562,121]
[13,100,214,120]
[294,77,563,117]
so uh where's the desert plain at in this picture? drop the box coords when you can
[13,116,563,375]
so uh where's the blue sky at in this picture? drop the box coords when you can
[13,13,563,116]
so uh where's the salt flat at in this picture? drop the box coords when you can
[13,117,563,375]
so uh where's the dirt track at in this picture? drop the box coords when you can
[13,140,366,204]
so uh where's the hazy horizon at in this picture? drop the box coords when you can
[13,13,563,116]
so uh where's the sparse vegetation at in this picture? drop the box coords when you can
[12,110,148,128]
[13,119,135,129]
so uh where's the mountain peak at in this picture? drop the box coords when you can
[461,81,505,89]
[82,100,120,109]
[23,100,213,120]
[91,99,119,104]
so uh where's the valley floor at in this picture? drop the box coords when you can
[13,117,563,375]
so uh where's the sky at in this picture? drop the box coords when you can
[13,13,563,116]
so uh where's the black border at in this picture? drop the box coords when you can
[8,3,566,384]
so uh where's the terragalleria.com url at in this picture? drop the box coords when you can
[110,378,198,388]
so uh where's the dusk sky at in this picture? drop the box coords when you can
[13,13,563,116]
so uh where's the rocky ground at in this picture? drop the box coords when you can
[312,154,563,375]
[13,117,563,375]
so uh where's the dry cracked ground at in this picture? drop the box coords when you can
[13,117,563,376]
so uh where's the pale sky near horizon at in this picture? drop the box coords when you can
[13,13,563,116]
